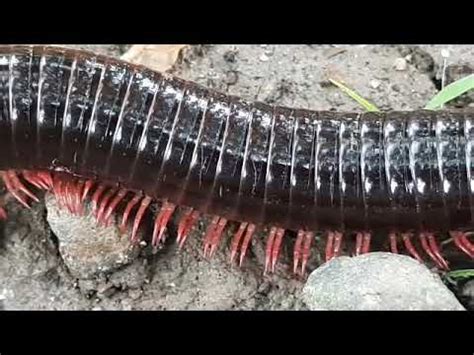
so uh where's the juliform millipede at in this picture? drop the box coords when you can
[0,45,472,276]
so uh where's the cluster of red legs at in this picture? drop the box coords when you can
[1,169,473,276]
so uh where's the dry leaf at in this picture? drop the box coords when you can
[121,45,188,72]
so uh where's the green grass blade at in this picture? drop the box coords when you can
[445,269,474,281]
[425,74,474,110]
[329,78,380,112]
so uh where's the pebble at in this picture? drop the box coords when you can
[441,49,450,58]
[460,279,474,309]
[225,70,239,85]
[45,193,140,279]
[259,53,270,62]
[394,57,408,71]
[391,84,401,92]
[302,252,465,310]
[370,79,381,89]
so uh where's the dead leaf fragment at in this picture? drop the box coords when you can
[121,45,188,72]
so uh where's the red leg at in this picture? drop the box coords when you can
[24,171,52,190]
[120,193,142,233]
[293,230,305,274]
[402,233,423,263]
[270,228,285,273]
[361,232,371,254]
[239,223,255,267]
[177,209,200,249]
[3,170,40,208]
[230,222,248,264]
[210,217,227,257]
[264,227,277,275]
[103,188,128,224]
[72,180,84,215]
[36,171,53,189]
[64,179,76,213]
[177,208,193,246]
[0,206,7,220]
[2,171,32,208]
[91,184,107,216]
[333,231,343,257]
[451,231,474,258]
[22,170,49,190]
[203,216,220,258]
[96,188,117,223]
[81,180,94,202]
[355,232,363,256]
[419,233,444,269]
[426,234,449,270]
[301,231,313,276]
[325,231,335,262]
[52,176,64,208]
[151,202,176,248]
[389,232,398,253]
[64,179,77,214]
[130,196,152,243]
[8,171,39,203]
[460,233,474,255]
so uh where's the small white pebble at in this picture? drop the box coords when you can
[370,79,381,89]
[259,53,269,62]
[394,58,407,70]
[394,58,407,71]
[441,49,450,58]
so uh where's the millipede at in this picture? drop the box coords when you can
[0,45,473,277]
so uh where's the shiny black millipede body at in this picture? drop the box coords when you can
[0,45,474,237]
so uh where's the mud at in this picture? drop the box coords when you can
[0,44,472,310]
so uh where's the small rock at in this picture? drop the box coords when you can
[45,194,140,279]
[302,253,465,310]
[225,70,239,86]
[459,279,474,310]
[441,49,450,58]
[97,284,117,298]
[108,259,148,290]
[223,47,238,63]
[394,58,407,71]
[259,53,269,62]
[128,289,143,301]
[77,279,97,294]
[370,79,381,89]
[264,46,275,57]
[391,84,401,92]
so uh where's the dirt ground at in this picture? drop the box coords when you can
[0,44,473,310]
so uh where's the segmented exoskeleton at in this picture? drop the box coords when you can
[0,45,472,275]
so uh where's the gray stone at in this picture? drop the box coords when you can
[302,253,465,311]
[394,57,408,71]
[45,194,140,279]
[460,279,474,310]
